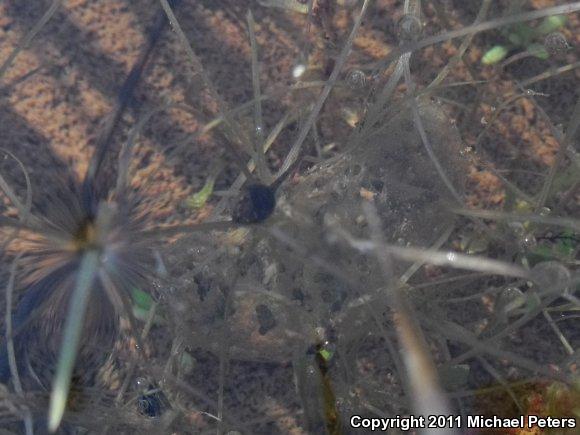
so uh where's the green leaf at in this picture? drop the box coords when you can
[528,43,549,60]
[186,177,215,209]
[536,15,567,36]
[482,45,509,65]
[508,23,534,46]
[555,231,577,258]
[318,348,333,362]
[179,351,196,375]
[131,288,161,323]
[514,199,534,214]
[530,245,552,260]
[131,287,153,311]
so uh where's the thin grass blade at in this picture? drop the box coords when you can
[48,250,100,432]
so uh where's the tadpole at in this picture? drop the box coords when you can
[231,146,303,225]
[232,183,276,224]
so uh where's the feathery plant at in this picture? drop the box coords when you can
[0,1,179,431]
[0,144,161,431]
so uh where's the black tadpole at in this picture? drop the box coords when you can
[231,143,305,225]
[232,183,277,224]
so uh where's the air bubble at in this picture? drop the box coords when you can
[544,32,569,57]
[519,232,537,251]
[346,69,366,89]
[292,63,306,79]
[151,278,163,291]
[530,261,571,294]
[135,377,148,391]
[335,396,353,413]
[397,15,422,43]
[315,326,326,341]
[306,366,317,377]
[497,286,525,316]
[539,207,551,216]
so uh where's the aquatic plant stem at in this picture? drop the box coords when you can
[48,250,100,433]
[275,0,371,180]
[375,3,580,77]
[4,253,33,435]
[158,0,256,182]
[364,202,458,434]
[0,0,62,82]
[246,10,270,182]
[86,0,180,185]
[535,92,580,210]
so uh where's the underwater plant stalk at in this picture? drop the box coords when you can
[48,250,100,432]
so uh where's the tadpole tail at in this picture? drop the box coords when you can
[83,0,184,206]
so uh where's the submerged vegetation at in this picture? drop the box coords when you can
[0,0,579,433]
